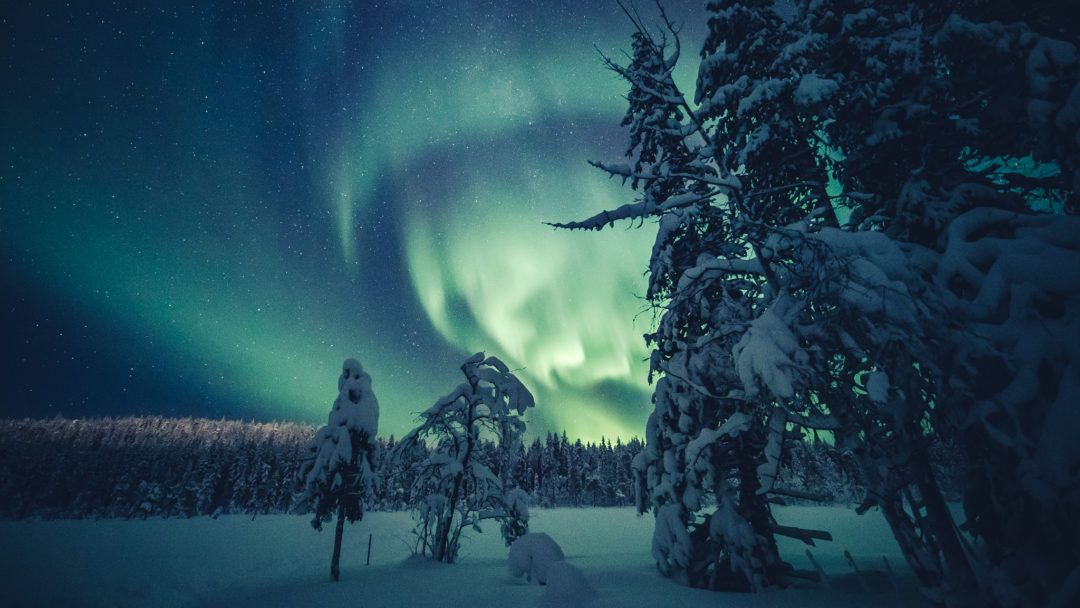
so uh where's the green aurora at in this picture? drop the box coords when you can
[1,0,705,442]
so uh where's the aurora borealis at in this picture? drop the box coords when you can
[1,0,704,441]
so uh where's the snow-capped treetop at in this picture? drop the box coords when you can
[329,358,379,439]
[792,73,839,105]
[413,352,534,448]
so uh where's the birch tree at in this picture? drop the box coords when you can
[397,352,534,563]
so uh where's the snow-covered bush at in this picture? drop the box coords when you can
[509,532,565,585]
[299,358,380,581]
[396,352,534,563]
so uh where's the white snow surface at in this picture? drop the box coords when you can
[540,561,597,608]
[0,506,931,607]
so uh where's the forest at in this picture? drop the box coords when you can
[0,415,864,520]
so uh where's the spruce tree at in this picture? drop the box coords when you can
[300,358,380,581]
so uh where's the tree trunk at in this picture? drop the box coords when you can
[912,451,978,604]
[435,395,478,564]
[331,503,345,581]
[433,507,449,562]
[736,431,782,587]
[437,468,465,563]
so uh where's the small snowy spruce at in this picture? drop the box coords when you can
[299,358,379,581]
[396,352,534,563]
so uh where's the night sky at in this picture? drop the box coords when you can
[1,1,708,441]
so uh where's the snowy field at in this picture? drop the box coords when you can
[0,506,929,607]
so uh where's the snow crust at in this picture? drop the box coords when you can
[506,486,531,521]
[651,503,693,575]
[733,293,802,400]
[864,371,890,404]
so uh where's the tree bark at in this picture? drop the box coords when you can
[331,503,345,581]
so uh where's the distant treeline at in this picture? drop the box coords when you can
[0,416,862,519]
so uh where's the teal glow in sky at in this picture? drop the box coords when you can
[1,0,703,442]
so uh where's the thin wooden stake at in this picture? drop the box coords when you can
[366,532,373,566]
[806,549,830,590]
[845,550,871,594]
[883,556,900,596]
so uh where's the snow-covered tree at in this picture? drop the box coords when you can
[299,358,379,581]
[555,1,828,591]
[396,352,534,564]
[556,0,1078,604]
[796,3,1080,604]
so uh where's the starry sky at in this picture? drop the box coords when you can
[1,0,708,442]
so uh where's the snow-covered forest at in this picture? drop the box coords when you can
[0,415,872,520]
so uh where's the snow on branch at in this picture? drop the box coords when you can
[732,293,808,401]
[546,200,659,231]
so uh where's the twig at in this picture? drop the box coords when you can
[883,556,901,598]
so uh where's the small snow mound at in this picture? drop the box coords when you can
[509,532,565,585]
[540,561,597,608]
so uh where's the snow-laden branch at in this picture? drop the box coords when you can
[547,187,727,232]
[588,159,741,189]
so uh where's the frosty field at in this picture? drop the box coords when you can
[0,506,928,607]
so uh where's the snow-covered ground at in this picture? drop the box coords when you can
[0,506,928,607]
